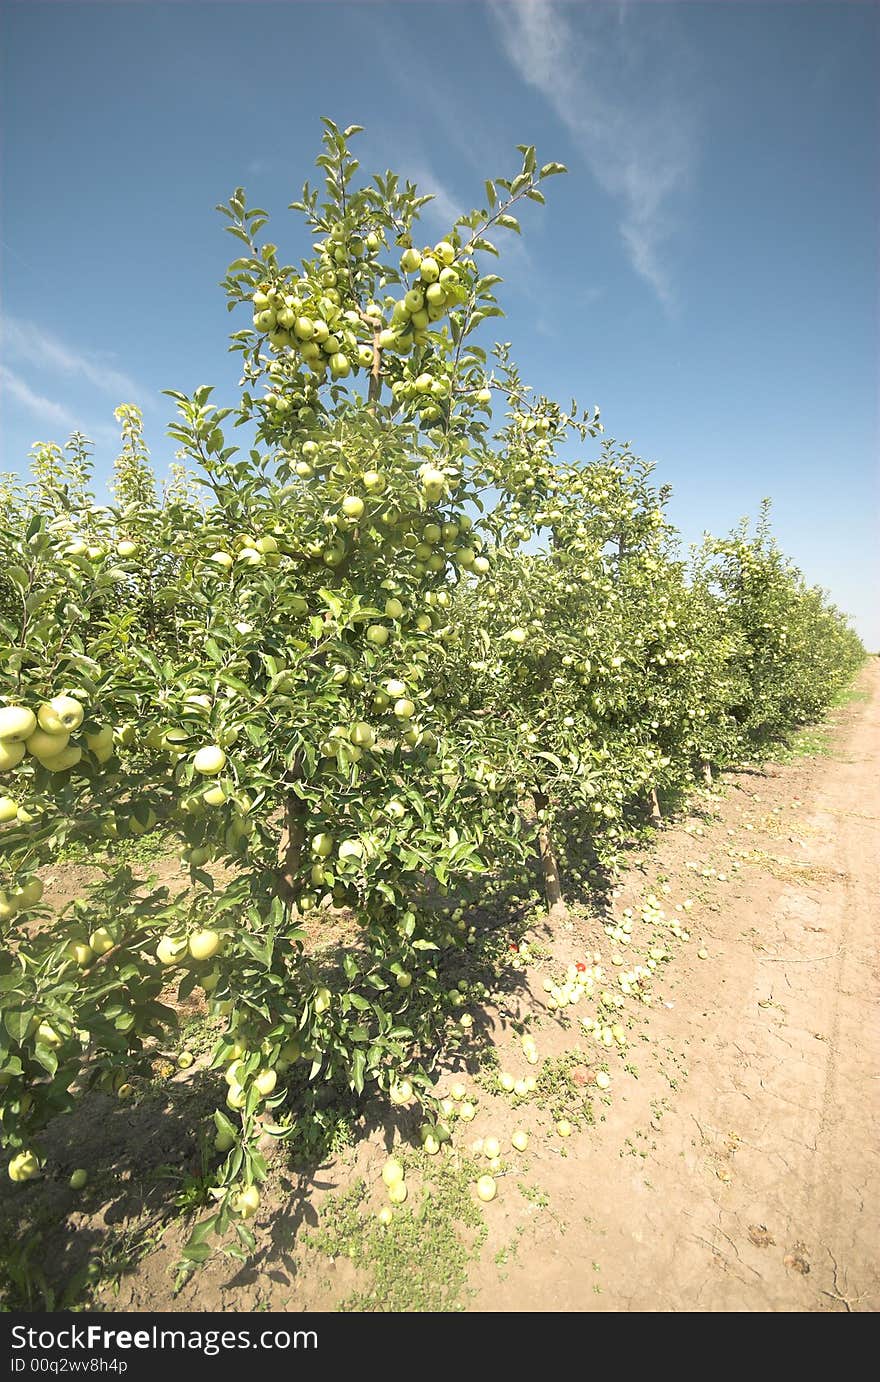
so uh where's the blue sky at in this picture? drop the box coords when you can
[2,0,878,645]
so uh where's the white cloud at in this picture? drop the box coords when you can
[490,0,697,306]
[0,365,80,430]
[2,316,142,400]
[398,163,464,232]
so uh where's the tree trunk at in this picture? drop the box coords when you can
[367,329,382,409]
[702,760,713,788]
[533,790,568,921]
[649,787,662,827]
[277,770,306,907]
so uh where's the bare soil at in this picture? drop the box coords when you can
[4,663,877,1313]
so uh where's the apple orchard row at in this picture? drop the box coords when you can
[0,123,863,1247]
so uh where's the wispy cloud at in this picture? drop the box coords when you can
[0,364,80,430]
[398,163,464,232]
[2,316,143,400]
[490,0,697,307]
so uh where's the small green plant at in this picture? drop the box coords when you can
[534,1052,596,1126]
[310,1153,488,1312]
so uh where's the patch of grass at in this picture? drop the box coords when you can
[175,1013,223,1063]
[534,1051,596,1127]
[0,1216,167,1313]
[310,1152,487,1312]
[832,680,870,706]
[777,727,834,762]
[86,1221,168,1303]
[55,831,171,867]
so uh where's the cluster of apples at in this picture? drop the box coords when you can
[251,275,369,381]
[0,874,43,924]
[62,536,138,562]
[0,697,113,783]
[208,532,282,571]
[379,241,463,357]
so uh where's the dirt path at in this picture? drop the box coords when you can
[473,662,880,1312]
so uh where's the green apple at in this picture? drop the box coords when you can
[89,927,114,955]
[0,796,19,822]
[234,1184,261,1219]
[382,1157,404,1187]
[476,1174,496,1202]
[338,839,364,862]
[189,929,221,961]
[193,745,226,775]
[36,745,82,772]
[0,741,25,771]
[16,877,43,908]
[116,539,137,558]
[400,247,422,273]
[156,935,187,966]
[66,941,94,967]
[36,1021,62,1048]
[226,1083,247,1110]
[209,551,233,570]
[396,971,412,989]
[85,726,114,754]
[255,1069,277,1097]
[420,467,446,501]
[393,698,415,720]
[311,832,334,857]
[387,1179,408,1204]
[8,1150,40,1183]
[389,1080,412,1105]
[25,727,69,760]
[69,1168,89,1190]
[366,625,389,647]
[37,697,85,734]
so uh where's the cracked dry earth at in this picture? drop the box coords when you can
[473,661,880,1313]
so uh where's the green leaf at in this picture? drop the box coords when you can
[3,1010,32,1044]
[32,1044,58,1077]
[351,1048,366,1094]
